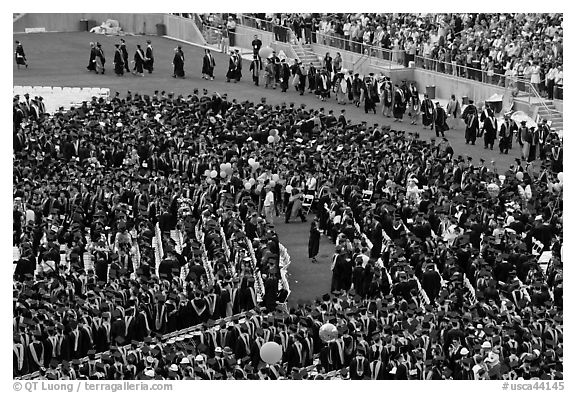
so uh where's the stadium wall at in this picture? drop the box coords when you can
[14,13,165,35]
[411,69,510,105]
[164,14,207,46]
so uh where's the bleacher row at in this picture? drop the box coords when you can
[13,86,110,114]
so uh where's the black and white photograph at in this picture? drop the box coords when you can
[11,8,567,387]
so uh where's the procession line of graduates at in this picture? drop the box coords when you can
[90,39,154,77]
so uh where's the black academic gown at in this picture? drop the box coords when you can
[308,225,321,258]
[120,44,130,71]
[421,98,435,126]
[393,88,406,119]
[202,53,216,77]
[173,50,185,77]
[133,49,145,74]
[464,112,479,143]
[87,47,97,71]
[113,49,124,75]
[144,46,154,72]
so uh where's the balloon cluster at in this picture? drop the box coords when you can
[549,172,563,194]
[219,162,233,178]
[267,129,281,144]
[247,158,261,171]
[203,163,234,182]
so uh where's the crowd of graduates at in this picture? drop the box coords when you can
[13,86,562,380]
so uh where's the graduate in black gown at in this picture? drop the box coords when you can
[248,54,261,86]
[481,109,497,150]
[15,41,27,69]
[462,101,479,145]
[420,93,435,129]
[87,42,97,72]
[202,48,216,80]
[434,102,448,138]
[172,46,185,78]
[95,42,105,74]
[363,74,378,114]
[498,113,516,154]
[308,219,320,263]
[392,84,406,122]
[381,78,393,116]
[226,52,238,83]
[144,40,154,73]
[234,49,243,82]
[133,44,145,76]
[113,44,124,76]
[120,39,130,73]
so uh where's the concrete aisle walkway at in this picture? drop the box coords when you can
[273,214,335,307]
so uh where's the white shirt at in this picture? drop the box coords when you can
[264,190,274,207]
[306,177,317,191]
[554,70,563,84]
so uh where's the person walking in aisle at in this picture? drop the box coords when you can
[263,185,275,225]
[144,40,154,74]
[172,46,185,78]
[113,44,124,76]
[249,54,262,86]
[15,41,27,69]
[434,102,448,138]
[132,44,145,76]
[87,42,97,72]
[498,113,516,154]
[462,101,479,145]
[446,94,461,129]
[120,39,130,73]
[202,49,216,80]
[308,218,321,263]
[95,42,105,74]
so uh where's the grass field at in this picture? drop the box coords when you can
[13,31,520,303]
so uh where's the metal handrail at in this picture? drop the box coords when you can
[314,32,402,71]
[295,42,321,65]
[509,77,562,124]
[353,52,369,73]
[237,14,295,44]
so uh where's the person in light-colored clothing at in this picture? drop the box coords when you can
[263,185,275,224]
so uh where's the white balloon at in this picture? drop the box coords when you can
[272,174,280,182]
[248,158,256,166]
[557,172,564,183]
[210,170,218,178]
[285,185,293,193]
[269,180,276,187]
[249,178,256,185]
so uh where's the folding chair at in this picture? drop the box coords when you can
[362,181,374,202]
[301,194,314,215]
